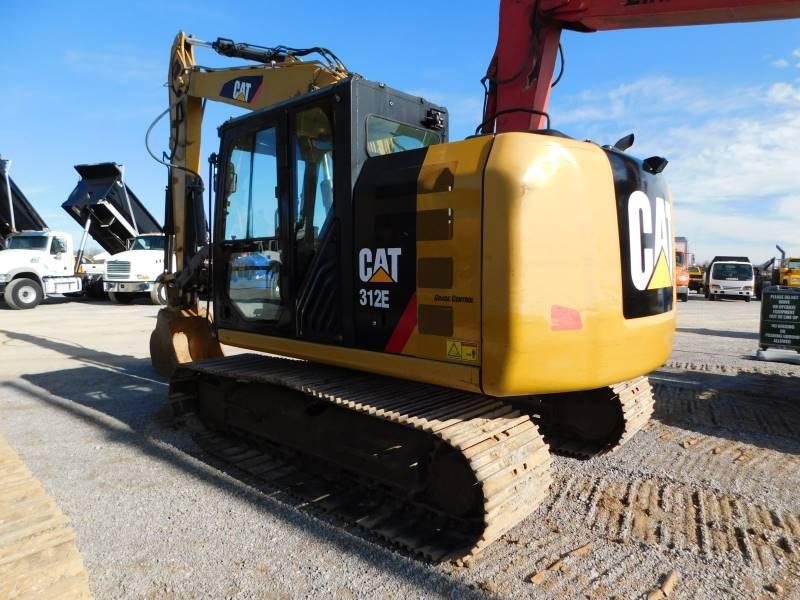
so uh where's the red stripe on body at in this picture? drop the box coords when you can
[384,293,417,353]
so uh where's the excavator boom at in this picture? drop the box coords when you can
[485,0,800,132]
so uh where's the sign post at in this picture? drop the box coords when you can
[759,286,800,352]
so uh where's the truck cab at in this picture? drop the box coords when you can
[104,233,173,304]
[706,260,754,302]
[688,265,703,292]
[0,231,82,309]
[779,257,800,287]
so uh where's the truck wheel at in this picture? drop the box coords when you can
[679,293,689,302]
[150,283,167,306]
[86,279,107,300]
[4,278,43,310]
[108,291,135,304]
[745,296,751,303]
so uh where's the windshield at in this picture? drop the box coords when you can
[6,236,49,250]
[787,259,800,269]
[712,263,753,281]
[130,235,165,251]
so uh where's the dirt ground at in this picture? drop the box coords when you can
[0,293,797,599]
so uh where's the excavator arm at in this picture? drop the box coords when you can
[166,31,348,278]
[484,0,800,133]
[150,32,348,375]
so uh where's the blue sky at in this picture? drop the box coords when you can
[2,1,799,262]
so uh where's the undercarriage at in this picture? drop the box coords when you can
[169,354,654,559]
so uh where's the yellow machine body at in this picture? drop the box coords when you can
[217,132,675,396]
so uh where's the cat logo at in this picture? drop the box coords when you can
[219,76,263,104]
[627,190,673,291]
[232,80,252,102]
[359,248,402,283]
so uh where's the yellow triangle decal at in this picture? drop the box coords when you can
[647,251,672,290]
[369,268,394,283]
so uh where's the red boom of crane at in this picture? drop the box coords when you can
[484,0,800,133]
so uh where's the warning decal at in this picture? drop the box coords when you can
[446,340,478,362]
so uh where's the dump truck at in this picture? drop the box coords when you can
[0,156,87,308]
[61,163,168,304]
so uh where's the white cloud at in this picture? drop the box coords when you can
[767,82,800,104]
[771,58,790,68]
[552,76,800,262]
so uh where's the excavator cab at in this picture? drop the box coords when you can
[211,78,447,346]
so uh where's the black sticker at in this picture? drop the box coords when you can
[219,76,264,104]
[606,150,674,319]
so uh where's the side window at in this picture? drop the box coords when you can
[224,128,279,240]
[366,115,440,157]
[293,106,334,281]
[50,237,67,255]
[223,126,283,321]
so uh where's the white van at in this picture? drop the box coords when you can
[707,260,754,302]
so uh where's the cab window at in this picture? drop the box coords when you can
[223,126,283,321]
[366,115,439,157]
[224,128,279,241]
[50,237,67,255]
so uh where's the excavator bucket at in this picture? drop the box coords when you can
[150,307,223,377]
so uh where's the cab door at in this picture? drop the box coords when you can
[214,115,294,334]
[44,235,72,275]
[213,97,345,344]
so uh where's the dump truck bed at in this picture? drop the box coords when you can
[62,163,162,255]
[0,174,48,241]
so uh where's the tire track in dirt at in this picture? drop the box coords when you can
[651,383,800,440]
[551,472,800,569]
[664,359,800,378]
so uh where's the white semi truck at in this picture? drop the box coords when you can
[0,231,83,308]
[0,156,87,309]
[104,233,172,304]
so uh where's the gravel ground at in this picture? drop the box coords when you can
[0,293,798,599]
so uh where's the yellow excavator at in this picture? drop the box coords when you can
[148,0,800,560]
